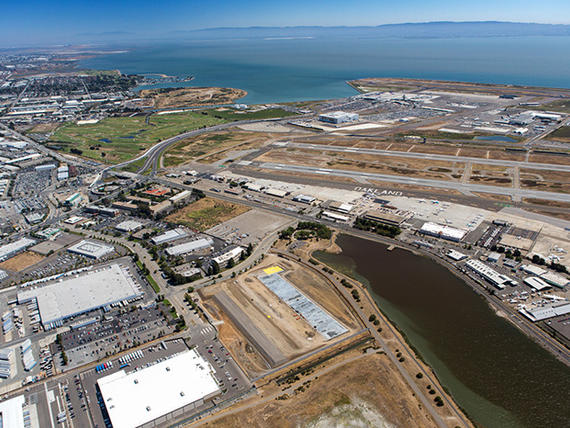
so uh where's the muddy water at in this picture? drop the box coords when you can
[315,234,570,428]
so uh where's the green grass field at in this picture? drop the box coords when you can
[50,111,226,163]
[49,107,297,164]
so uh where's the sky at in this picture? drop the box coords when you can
[1,0,569,47]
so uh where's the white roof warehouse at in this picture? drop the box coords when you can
[97,350,220,428]
[17,263,143,329]
[166,237,214,256]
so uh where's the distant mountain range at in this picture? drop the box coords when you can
[168,21,570,39]
[68,21,570,45]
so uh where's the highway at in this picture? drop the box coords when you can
[284,141,570,172]
[254,161,570,202]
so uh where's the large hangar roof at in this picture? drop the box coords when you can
[97,350,220,428]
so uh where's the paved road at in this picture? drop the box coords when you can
[284,141,570,172]
[255,161,570,202]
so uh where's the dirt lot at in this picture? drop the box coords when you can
[0,252,44,272]
[165,197,249,231]
[201,255,360,377]
[140,87,246,108]
[203,351,440,428]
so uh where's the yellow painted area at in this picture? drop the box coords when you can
[263,266,283,275]
[267,315,271,318]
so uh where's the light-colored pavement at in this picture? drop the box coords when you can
[284,142,570,172]
[256,161,570,202]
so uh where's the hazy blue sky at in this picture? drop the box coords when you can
[1,0,569,47]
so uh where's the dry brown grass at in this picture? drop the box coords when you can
[203,352,440,428]
[0,252,44,271]
[140,87,246,108]
[165,197,249,231]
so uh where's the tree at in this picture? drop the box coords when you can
[227,258,235,269]
[211,261,220,275]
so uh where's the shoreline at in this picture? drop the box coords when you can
[333,229,570,367]
[306,235,474,427]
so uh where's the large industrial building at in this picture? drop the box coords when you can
[17,263,144,329]
[0,395,28,428]
[67,240,115,259]
[166,237,214,257]
[465,259,516,289]
[0,237,36,262]
[420,222,466,242]
[152,228,189,245]
[97,350,220,428]
[520,302,570,322]
[318,111,359,124]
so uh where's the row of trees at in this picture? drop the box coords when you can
[353,217,401,238]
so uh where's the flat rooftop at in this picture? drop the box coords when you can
[258,273,348,339]
[17,263,143,327]
[67,239,114,259]
[97,350,220,428]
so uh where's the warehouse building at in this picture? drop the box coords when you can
[327,201,354,214]
[17,263,143,329]
[0,237,36,262]
[322,211,350,223]
[318,111,359,124]
[152,228,189,245]
[67,240,115,259]
[539,272,569,289]
[520,302,570,322]
[447,249,467,261]
[293,194,316,204]
[169,190,192,204]
[0,395,27,428]
[97,350,220,428]
[465,259,516,289]
[523,276,551,291]
[264,188,288,198]
[166,237,214,256]
[420,222,466,242]
[115,220,144,233]
[521,264,546,276]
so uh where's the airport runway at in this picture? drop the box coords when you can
[254,161,570,202]
[283,142,570,172]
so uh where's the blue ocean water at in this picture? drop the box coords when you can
[80,36,570,104]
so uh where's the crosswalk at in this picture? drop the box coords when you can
[200,325,214,336]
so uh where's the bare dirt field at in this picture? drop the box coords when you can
[165,197,249,231]
[472,192,513,202]
[0,252,44,272]
[203,351,440,428]
[140,87,246,108]
[200,255,360,376]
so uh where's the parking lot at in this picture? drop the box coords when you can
[55,306,173,370]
